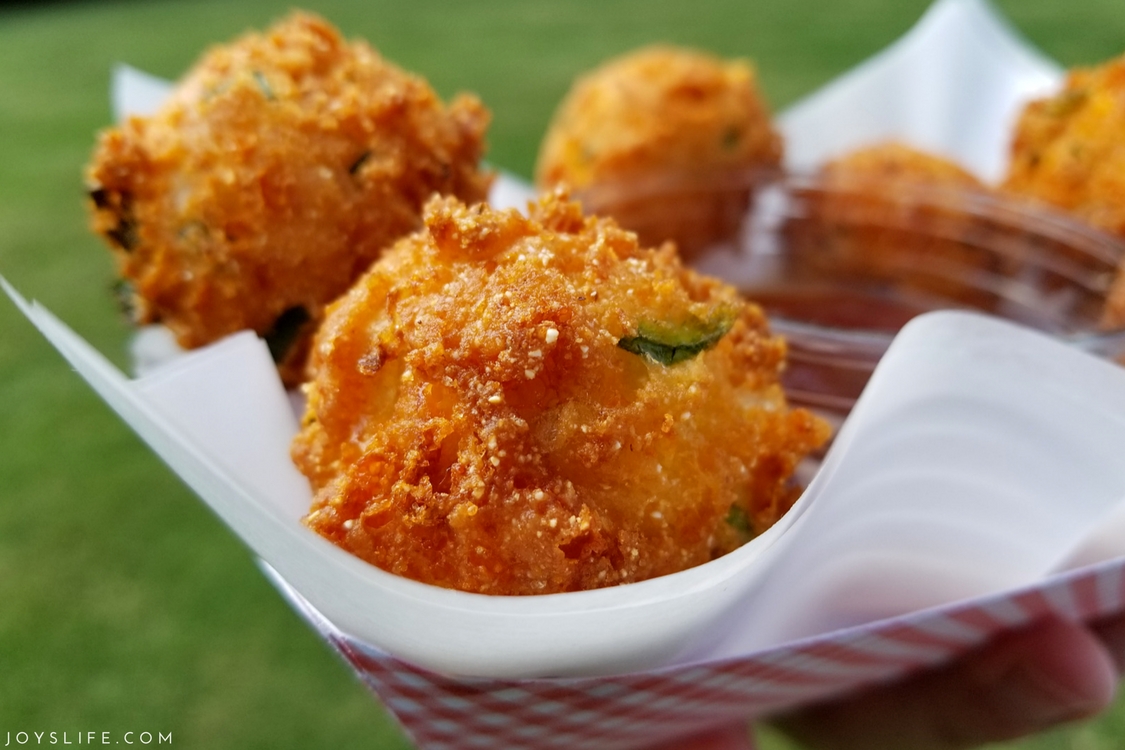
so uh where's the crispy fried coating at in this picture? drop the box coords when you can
[293,191,829,595]
[536,46,781,189]
[1002,55,1125,326]
[786,143,1002,308]
[822,142,982,191]
[536,46,782,259]
[1004,56,1125,235]
[86,12,491,383]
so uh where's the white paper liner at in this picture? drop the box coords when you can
[7,272,1125,679]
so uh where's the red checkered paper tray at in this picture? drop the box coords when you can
[7,1,1125,748]
[264,557,1125,749]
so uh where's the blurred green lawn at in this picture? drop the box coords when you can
[2,0,1124,748]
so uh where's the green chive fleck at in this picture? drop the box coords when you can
[725,504,755,544]
[721,126,742,151]
[618,313,734,366]
[252,70,276,101]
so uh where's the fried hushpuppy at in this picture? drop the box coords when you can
[1004,55,1125,236]
[536,46,783,259]
[86,12,491,383]
[293,191,829,595]
[787,143,1001,308]
[536,46,781,189]
[1002,55,1125,326]
[822,142,982,192]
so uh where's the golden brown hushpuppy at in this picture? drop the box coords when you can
[536,46,783,259]
[86,12,491,383]
[536,45,781,190]
[1002,55,1125,326]
[293,191,829,595]
[822,142,982,192]
[1004,55,1125,235]
[787,142,1001,308]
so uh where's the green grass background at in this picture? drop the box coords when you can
[2,0,1124,747]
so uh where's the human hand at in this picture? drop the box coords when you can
[649,615,1124,750]
[769,615,1125,749]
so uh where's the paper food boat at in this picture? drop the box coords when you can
[7,1,1125,748]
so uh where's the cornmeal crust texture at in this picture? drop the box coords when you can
[1002,56,1125,326]
[536,46,781,189]
[789,142,1001,307]
[536,46,782,260]
[1004,55,1125,236]
[293,192,829,595]
[822,142,982,191]
[86,12,491,383]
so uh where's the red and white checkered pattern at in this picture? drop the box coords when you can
[266,557,1125,750]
